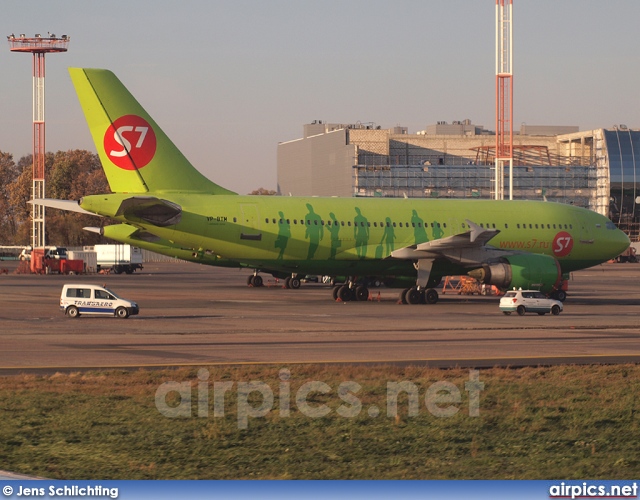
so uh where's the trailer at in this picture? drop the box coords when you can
[88,244,144,274]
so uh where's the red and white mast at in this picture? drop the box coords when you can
[8,33,70,248]
[495,0,513,200]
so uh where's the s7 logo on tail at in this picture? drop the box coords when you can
[104,115,157,170]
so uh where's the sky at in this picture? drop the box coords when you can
[1,0,639,194]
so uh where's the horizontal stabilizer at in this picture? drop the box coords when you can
[28,198,102,216]
[115,196,182,227]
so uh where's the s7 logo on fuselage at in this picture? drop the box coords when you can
[553,231,574,257]
[104,114,157,170]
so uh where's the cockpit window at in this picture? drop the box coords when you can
[606,221,617,230]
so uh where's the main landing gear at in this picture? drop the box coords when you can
[399,286,439,305]
[332,281,370,302]
[399,258,440,305]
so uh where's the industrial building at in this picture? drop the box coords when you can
[277,121,640,239]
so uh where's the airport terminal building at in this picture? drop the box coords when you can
[277,121,640,239]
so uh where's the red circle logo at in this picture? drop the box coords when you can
[552,231,574,257]
[103,115,157,170]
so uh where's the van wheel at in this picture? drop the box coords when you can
[66,306,79,318]
[115,307,129,319]
[516,305,526,316]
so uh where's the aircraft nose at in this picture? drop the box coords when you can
[611,228,631,257]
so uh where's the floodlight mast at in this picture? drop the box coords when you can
[495,1,513,200]
[7,34,70,249]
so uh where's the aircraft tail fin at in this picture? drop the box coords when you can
[69,68,236,195]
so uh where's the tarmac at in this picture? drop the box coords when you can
[0,260,639,374]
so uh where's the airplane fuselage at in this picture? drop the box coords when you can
[81,194,628,279]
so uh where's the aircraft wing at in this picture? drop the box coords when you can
[391,219,500,261]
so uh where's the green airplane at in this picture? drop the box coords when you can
[37,68,630,304]
[84,222,280,287]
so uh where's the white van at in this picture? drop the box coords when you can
[60,284,139,319]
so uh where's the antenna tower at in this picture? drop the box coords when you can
[495,0,513,200]
[7,33,70,248]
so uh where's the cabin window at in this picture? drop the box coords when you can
[279,219,283,224]
[462,223,466,229]
[294,220,297,224]
[505,223,508,229]
[535,224,538,229]
[272,218,276,224]
[348,221,351,227]
[314,220,318,226]
[412,222,416,228]
[321,220,324,225]
[306,220,311,225]
[233,217,237,223]
[393,222,396,227]
[373,222,378,227]
[443,223,447,228]
[399,222,403,228]
[287,219,290,224]
[529,224,532,229]
[367,222,371,227]
[265,218,269,223]
[341,221,345,227]
[569,224,573,229]
[516,224,520,228]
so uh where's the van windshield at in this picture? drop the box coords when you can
[103,288,121,299]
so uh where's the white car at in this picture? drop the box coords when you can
[60,284,139,319]
[499,289,563,316]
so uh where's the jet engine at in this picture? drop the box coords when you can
[467,254,562,293]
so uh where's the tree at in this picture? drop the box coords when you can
[249,187,278,195]
[0,149,110,246]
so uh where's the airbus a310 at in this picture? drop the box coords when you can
[35,68,630,305]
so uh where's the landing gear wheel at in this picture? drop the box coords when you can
[253,275,263,287]
[66,306,79,318]
[407,287,422,305]
[284,277,291,289]
[332,286,341,301]
[400,288,410,304]
[247,275,254,286]
[337,285,354,302]
[551,305,561,316]
[425,288,439,304]
[555,290,567,302]
[115,307,129,319]
[516,305,526,316]
[355,286,369,301]
[290,277,301,289]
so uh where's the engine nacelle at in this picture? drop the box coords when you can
[468,254,562,293]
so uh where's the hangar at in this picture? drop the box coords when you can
[277,121,640,239]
